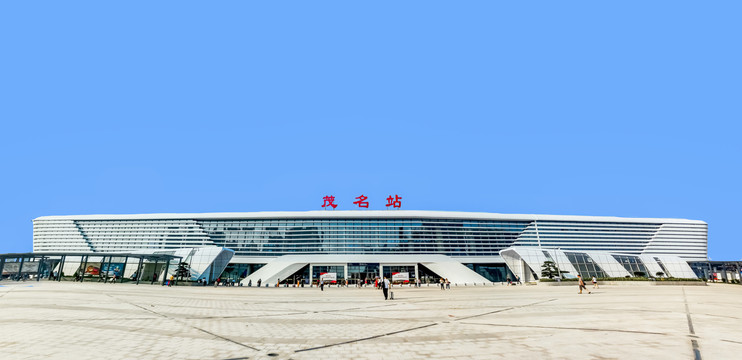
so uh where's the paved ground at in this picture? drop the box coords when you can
[0,282,740,359]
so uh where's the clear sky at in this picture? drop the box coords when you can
[1,2,740,260]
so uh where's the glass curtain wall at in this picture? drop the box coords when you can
[612,255,649,277]
[565,252,608,278]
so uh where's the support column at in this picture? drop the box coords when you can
[379,264,384,280]
[162,258,171,286]
[103,256,111,283]
[414,263,419,283]
[37,256,44,282]
[135,258,143,285]
[343,263,348,284]
[309,264,313,286]
[80,256,89,282]
[151,259,159,285]
[119,256,128,284]
[17,257,25,280]
[57,255,66,282]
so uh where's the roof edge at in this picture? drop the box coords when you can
[32,210,707,224]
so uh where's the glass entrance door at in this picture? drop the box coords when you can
[347,263,379,286]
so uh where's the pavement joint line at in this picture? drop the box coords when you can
[682,288,702,360]
[106,294,261,352]
[453,298,557,321]
[294,323,438,353]
[182,312,307,320]
[316,302,400,313]
[460,322,670,336]
[0,286,16,298]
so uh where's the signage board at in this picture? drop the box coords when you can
[392,272,409,281]
[320,272,337,282]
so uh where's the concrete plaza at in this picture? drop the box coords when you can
[0,282,740,360]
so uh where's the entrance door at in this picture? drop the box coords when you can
[347,263,379,286]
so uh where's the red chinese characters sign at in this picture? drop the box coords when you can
[321,195,338,209]
[386,194,402,208]
[353,194,369,208]
[322,194,402,209]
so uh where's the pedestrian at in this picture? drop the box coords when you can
[257,278,261,287]
[168,274,174,287]
[507,276,512,286]
[592,276,599,289]
[440,278,444,290]
[446,278,451,289]
[515,275,521,285]
[153,273,158,283]
[320,281,324,291]
[578,275,591,294]
[382,277,390,300]
[248,279,252,287]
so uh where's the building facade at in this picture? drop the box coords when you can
[32,211,707,284]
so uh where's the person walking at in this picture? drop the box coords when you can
[168,274,174,287]
[592,276,599,289]
[320,280,325,291]
[382,277,390,300]
[257,278,261,287]
[440,278,445,290]
[578,275,591,294]
[446,278,450,290]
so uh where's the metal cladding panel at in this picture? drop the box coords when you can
[500,247,579,281]
[638,255,666,278]
[642,223,708,261]
[584,251,632,278]
[33,219,91,253]
[655,256,698,278]
[33,211,707,262]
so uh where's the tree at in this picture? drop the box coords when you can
[541,261,559,279]
[633,271,646,277]
[175,262,190,281]
[655,271,665,278]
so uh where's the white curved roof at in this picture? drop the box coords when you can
[34,210,706,224]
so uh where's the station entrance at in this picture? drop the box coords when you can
[347,263,379,285]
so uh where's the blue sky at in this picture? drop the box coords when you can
[1,2,739,260]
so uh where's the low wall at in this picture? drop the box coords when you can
[540,281,706,286]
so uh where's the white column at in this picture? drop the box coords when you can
[379,264,384,279]
[309,264,313,286]
[343,264,348,285]
[414,263,419,282]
